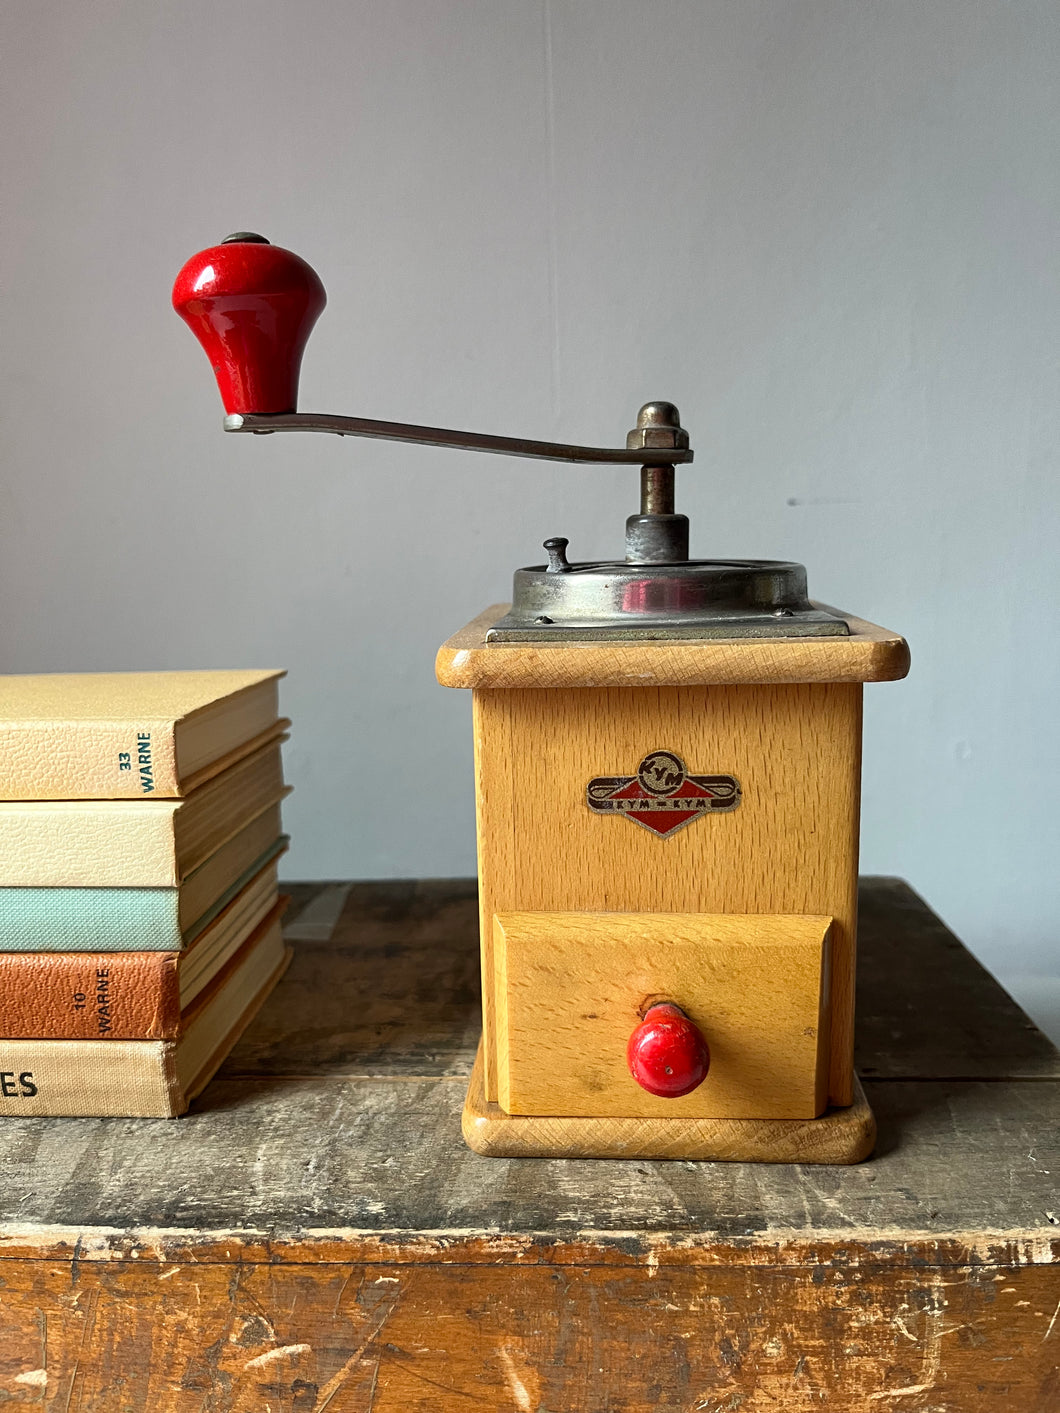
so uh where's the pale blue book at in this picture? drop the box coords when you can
[0,811,287,951]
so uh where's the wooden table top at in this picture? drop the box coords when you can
[0,878,1056,1410]
[0,876,1054,1256]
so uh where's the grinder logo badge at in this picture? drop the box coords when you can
[586,750,740,838]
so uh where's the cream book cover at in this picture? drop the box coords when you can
[0,669,287,800]
[0,740,289,886]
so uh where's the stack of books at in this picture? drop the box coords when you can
[0,671,292,1116]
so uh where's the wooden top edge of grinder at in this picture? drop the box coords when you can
[437,603,909,689]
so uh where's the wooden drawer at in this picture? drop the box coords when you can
[495,911,832,1119]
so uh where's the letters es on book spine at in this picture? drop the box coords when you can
[0,910,290,1118]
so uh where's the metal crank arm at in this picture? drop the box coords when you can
[222,411,694,466]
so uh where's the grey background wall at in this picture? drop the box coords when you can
[2,1,1058,1040]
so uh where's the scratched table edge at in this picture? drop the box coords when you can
[0,1225,1055,1269]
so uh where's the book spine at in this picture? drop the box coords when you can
[0,720,179,800]
[0,888,181,951]
[0,1040,184,1116]
[0,805,180,887]
[0,952,181,1039]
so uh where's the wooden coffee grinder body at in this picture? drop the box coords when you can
[437,607,909,1162]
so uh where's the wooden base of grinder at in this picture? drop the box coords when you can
[462,1041,876,1163]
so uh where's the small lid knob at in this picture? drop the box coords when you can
[626,1002,710,1098]
[543,537,572,573]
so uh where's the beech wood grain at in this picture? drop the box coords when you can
[494,911,832,1118]
[436,604,911,689]
[465,1042,875,1161]
[472,681,862,1108]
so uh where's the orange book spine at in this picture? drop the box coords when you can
[0,952,181,1040]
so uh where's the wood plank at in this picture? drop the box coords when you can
[0,1075,1053,1245]
[856,877,1060,1079]
[220,878,480,1078]
[0,1253,1054,1411]
[436,603,911,689]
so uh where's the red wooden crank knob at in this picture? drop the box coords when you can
[627,1002,710,1098]
[172,233,326,416]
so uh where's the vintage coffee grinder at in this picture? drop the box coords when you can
[174,234,909,1163]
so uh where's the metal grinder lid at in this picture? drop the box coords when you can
[486,403,849,642]
[487,552,849,642]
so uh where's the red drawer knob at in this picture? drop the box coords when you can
[627,1003,710,1098]
[172,233,326,416]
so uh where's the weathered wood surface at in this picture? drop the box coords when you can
[0,1068,1053,1247]
[0,877,1054,1410]
[0,1256,1055,1412]
[856,877,1060,1079]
